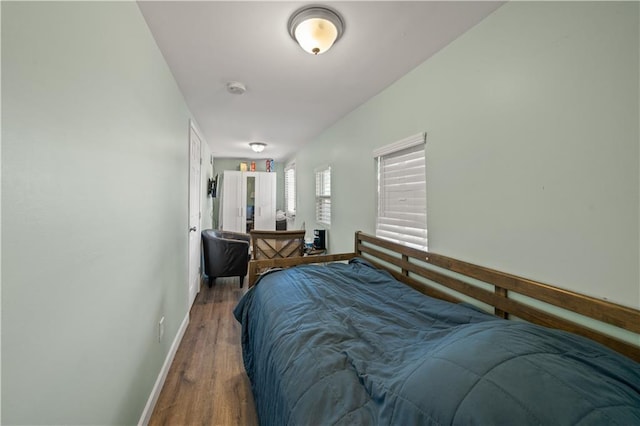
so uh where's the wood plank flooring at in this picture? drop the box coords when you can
[149,277,258,426]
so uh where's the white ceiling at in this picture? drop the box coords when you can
[138,1,503,161]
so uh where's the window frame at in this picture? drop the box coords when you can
[315,165,331,225]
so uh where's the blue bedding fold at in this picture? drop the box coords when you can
[234,258,640,425]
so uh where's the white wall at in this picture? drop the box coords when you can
[2,2,193,424]
[290,2,639,308]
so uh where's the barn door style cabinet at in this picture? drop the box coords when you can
[221,171,276,233]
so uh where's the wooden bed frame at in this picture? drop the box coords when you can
[248,231,640,363]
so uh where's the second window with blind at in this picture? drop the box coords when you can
[315,165,331,225]
[374,133,427,250]
[284,163,296,218]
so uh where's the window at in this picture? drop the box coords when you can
[284,163,296,217]
[315,166,331,225]
[375,133,427,250]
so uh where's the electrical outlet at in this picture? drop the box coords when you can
[158,316,165,342]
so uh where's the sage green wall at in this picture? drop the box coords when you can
[290,1,640,309]
[211,158,284,229]
[2,2,192,424]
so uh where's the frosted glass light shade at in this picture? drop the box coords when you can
[288,6,344,55]
[250,142,266,153]
[294,18,338,55]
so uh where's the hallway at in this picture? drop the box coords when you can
[149,278,258,425]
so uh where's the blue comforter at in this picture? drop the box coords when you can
[234,258,640,425]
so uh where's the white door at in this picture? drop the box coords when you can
[254,172,276,230]
[221,171,244,233]
[188,124,202,307]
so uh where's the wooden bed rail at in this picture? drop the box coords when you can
[248,252,356,287]
[354,231,640,363]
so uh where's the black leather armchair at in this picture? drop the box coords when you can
[201,229,250,288]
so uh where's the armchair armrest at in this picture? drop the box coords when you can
[211,230,250,243]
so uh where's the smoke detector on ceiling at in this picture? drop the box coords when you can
[226,81,246,95]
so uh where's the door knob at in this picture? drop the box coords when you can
[189,226,197,232]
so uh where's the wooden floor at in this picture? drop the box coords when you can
[149,277,258,426]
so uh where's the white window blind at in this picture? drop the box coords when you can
[375,133,427,250]
[284,163,296,217]
[315,166,331,225]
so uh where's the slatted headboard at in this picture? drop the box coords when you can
[354,232,640,363]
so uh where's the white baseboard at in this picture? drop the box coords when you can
[138,312,190,426]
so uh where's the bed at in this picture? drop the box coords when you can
[235,232,640,425]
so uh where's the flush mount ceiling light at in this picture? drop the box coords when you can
[249,142,266,153]
[288,6,344,55]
